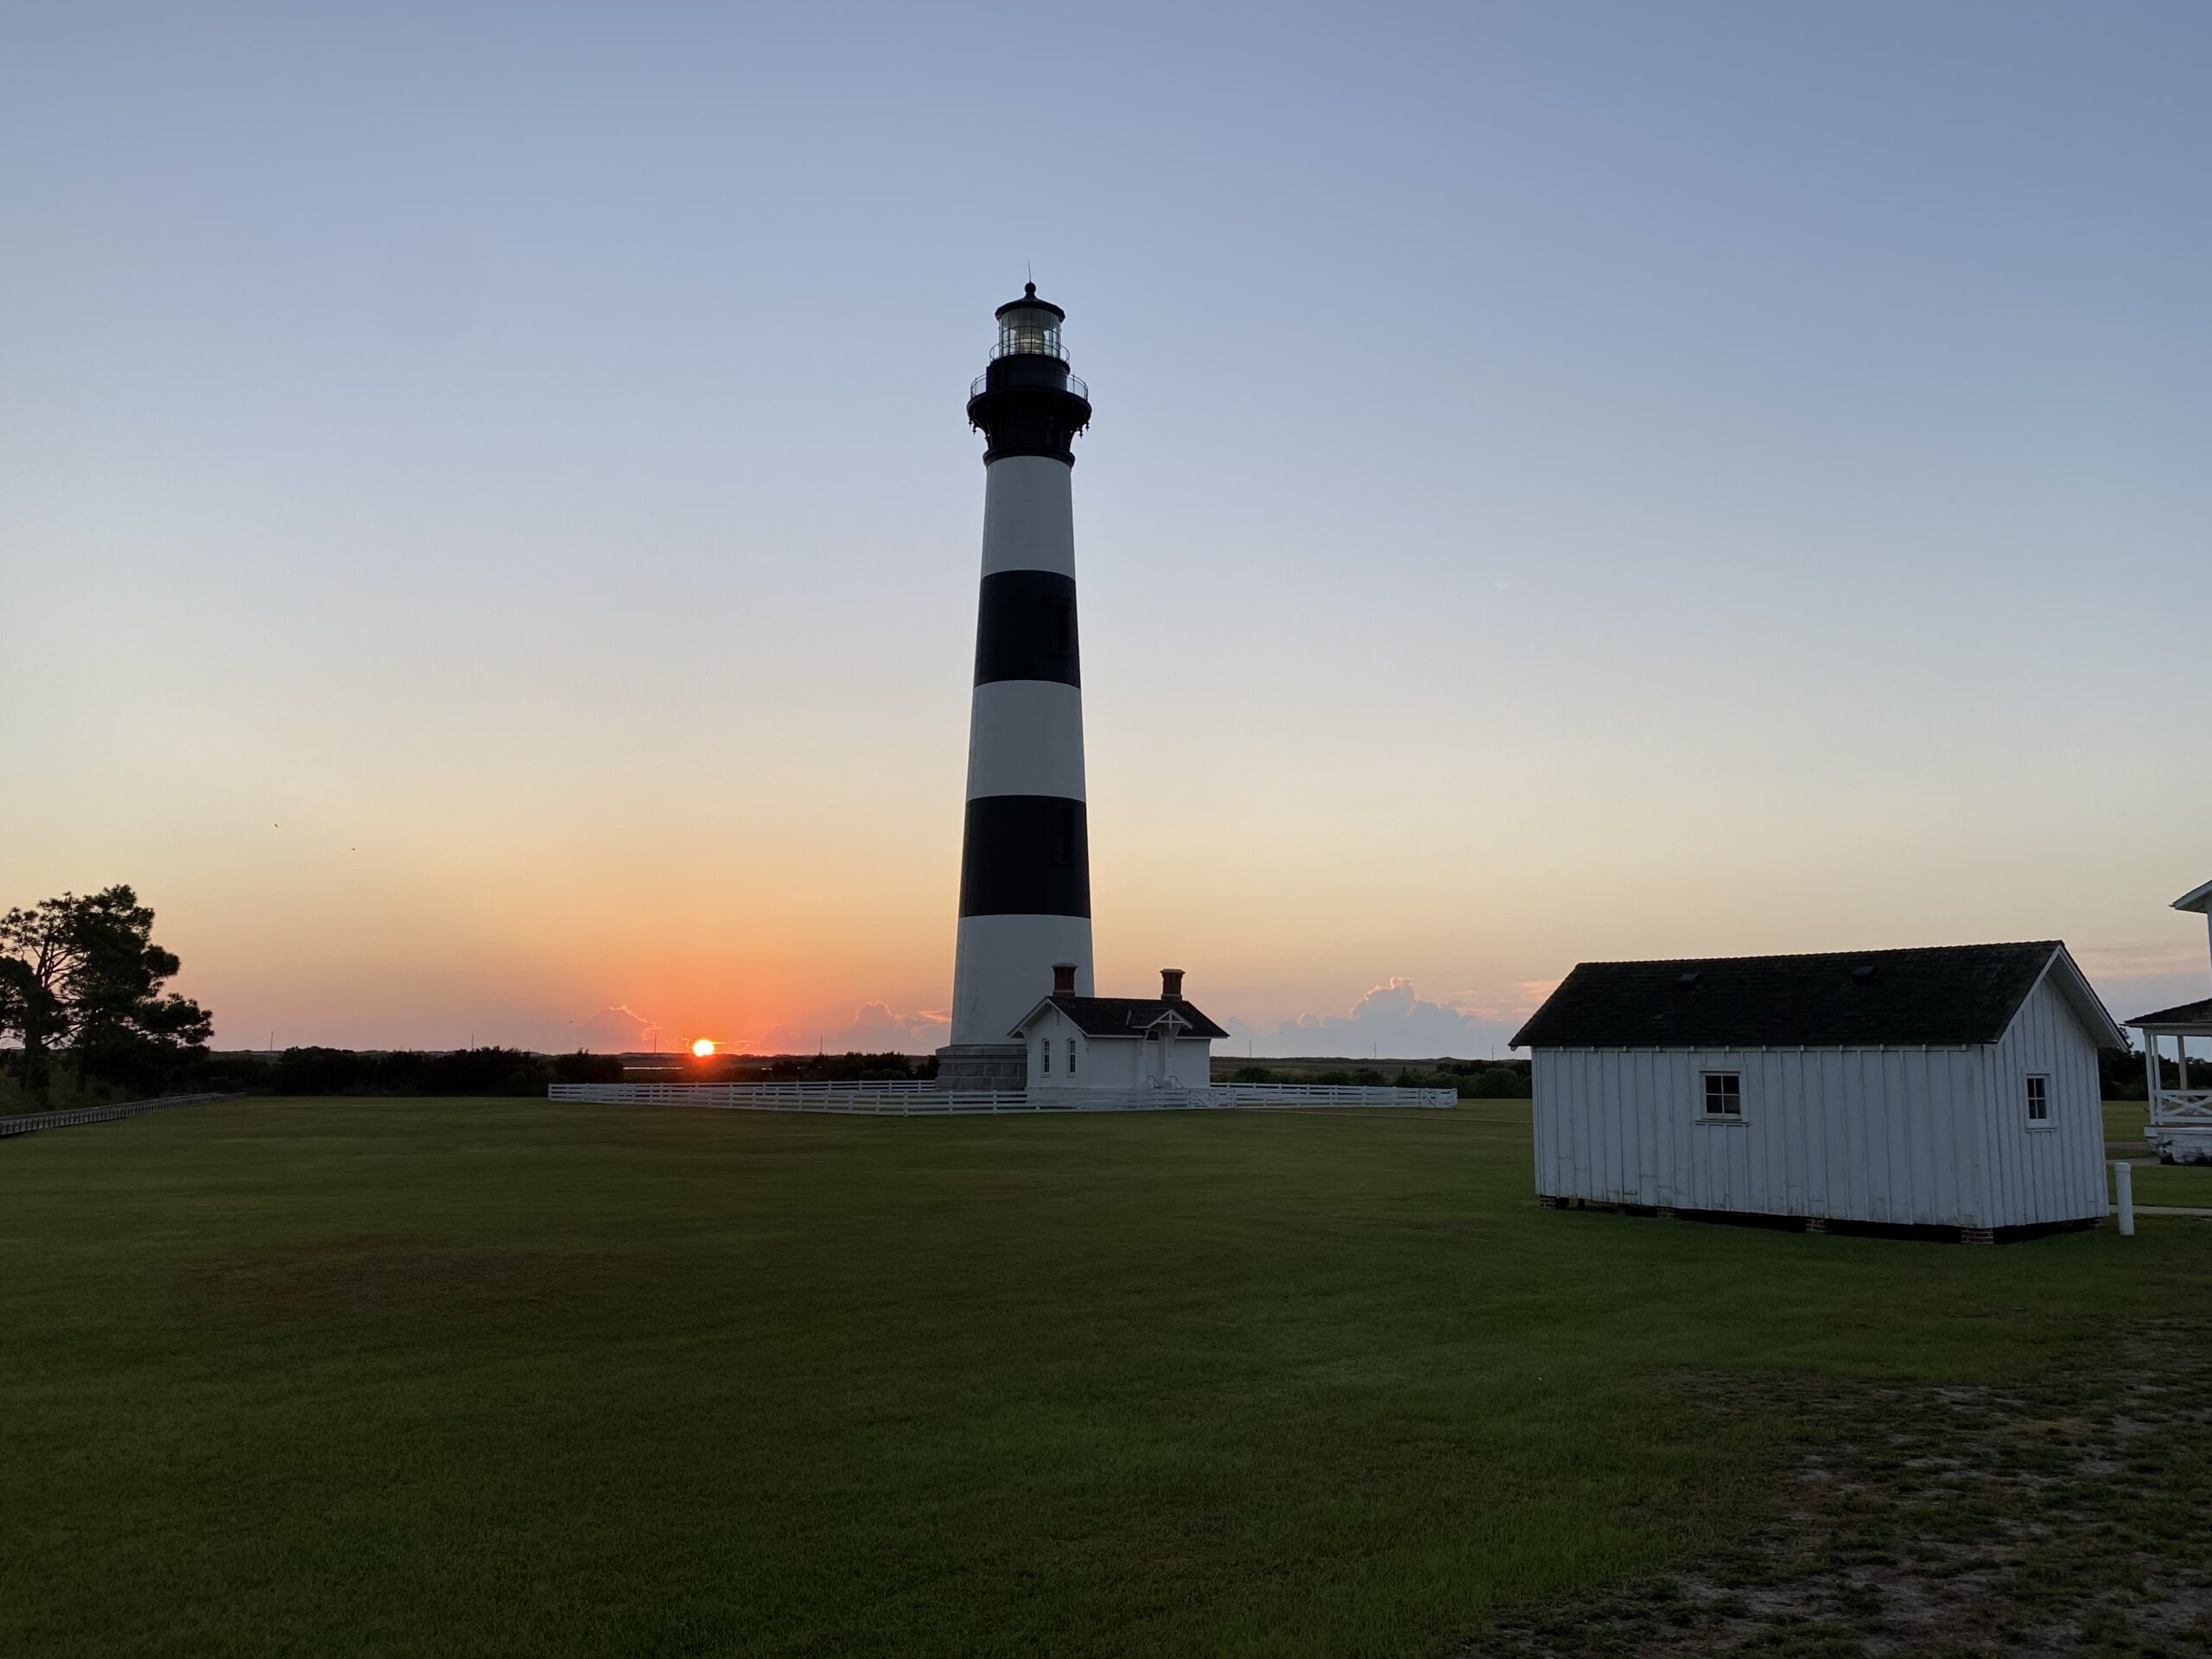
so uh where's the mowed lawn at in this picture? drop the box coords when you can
[2105,1098,2212,1208]
[5,1099,2211,1658]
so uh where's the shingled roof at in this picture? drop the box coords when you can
[2127,995,2212,1031]
[1511,942,2120,1050]
[1010,995,1230,1041]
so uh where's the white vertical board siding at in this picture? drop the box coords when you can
[1985,972,2107,1225]
[1091,1039,1141,1090]
[1530,1046,1996,1226]
[1166,1041,1214,1090]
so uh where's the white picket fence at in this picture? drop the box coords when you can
[0,1092,237,1138]
[548,1081,1457,1116]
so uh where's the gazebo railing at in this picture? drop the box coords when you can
[2139,1025,2210,1130]
[2151,1090,2212,1124]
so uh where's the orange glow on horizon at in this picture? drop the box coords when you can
[690,1038,715,1058]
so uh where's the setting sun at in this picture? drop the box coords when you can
[690,1039,715,1058]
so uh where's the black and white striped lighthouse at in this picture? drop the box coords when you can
[939,284,1096,1090]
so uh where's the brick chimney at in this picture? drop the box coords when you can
[1160,968,1185,1002]
[1052,962,1077,997]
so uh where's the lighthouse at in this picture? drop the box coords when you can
[938,283,1096,1090]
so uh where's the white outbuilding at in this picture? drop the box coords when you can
[1511,942,2126,1240]
[1008,966,1226,1095]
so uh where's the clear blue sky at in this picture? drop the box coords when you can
[4,2,2208,1054]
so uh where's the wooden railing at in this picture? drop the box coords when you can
[2151,1089,2212,1124]
[0,1093,236,1139]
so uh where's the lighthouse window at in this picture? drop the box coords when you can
[1067,1039,1077,1076]
[1039,1039,1050,1075]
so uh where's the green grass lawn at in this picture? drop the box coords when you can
[5,1098,2211,1658]
[2131,1160,2212,1208]
[2102,1095,2212,1207]
[2103,1097,2150,1143]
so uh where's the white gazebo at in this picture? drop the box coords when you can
[2126,879,2212,1164]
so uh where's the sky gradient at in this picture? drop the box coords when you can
[5,2,2209,1056]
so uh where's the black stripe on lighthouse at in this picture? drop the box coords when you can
[973,571,1079,687]
[957,795,1090,918]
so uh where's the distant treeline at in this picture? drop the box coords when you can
[2102,1046,2189,1102]
[246,1047,622,1096]
[1224,1058,1532,1098]
[202,1046,942,1096]
[194,1048,1515,1098]
[35,1042,2160,1103]
[679,1052,939,1084]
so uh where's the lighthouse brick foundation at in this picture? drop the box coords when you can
[938,285,1095,1091]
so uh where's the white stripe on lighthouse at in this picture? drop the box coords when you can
[964,681,1086,802]
[979,456,1076,576]
[952,915,1094,1043]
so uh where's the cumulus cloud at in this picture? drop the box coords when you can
[757,1004,950,1056]
[1222,976,1550,1060]
[2073,941,2207,982]
[2073,940,2210,1032]
[572,1004,659,1052]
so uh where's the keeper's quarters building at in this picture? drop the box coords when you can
[1511,942,2126,1237]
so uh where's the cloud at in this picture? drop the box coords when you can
[2072,942,2207,982]
[2069,941,2210,1033]
[757,1003,950,1056]
[1222,976,1544,1060]
[572,1004,659,1052]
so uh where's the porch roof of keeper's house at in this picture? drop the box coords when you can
[2128,995,2212,1035]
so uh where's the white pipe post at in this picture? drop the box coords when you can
[2115,1160,2136,1236]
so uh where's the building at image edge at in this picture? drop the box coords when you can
[1511,942,2126,1234]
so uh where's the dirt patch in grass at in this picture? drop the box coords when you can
[1472,1327,2212,1658]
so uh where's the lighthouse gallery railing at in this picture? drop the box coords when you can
[970,372,1087,401]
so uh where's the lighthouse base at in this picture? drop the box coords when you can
[935,1044,1029,1092]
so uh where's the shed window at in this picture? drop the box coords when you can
[1701,1072,1743,1118]
[2025,1074,2050,1125]
[1067,1038,1077,1076]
